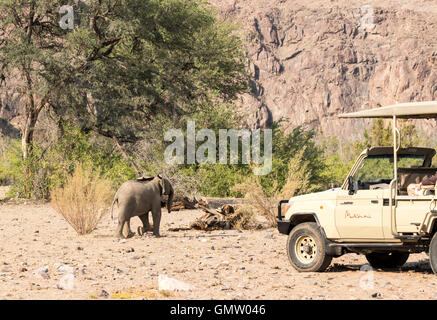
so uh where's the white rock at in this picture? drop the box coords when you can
[58,274,75,290]
[158,275,196,292]
[33,266,50,279]
[57,265,74,274]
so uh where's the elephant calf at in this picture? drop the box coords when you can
[111,175,174,238]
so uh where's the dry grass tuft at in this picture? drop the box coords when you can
[233,180,277,228]
[51,165,113,235]
[110,288,173,299]
[227,206,257,230]
[233,148,318,228]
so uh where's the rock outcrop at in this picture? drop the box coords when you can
[211,0,437,140]
[1,0,437,141]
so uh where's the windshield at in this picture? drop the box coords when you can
[354,154,425,183]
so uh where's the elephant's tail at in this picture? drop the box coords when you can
[111,196,118,223]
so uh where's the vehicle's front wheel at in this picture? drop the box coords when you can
[365,252,409,269]
[429,233,437,274]
[287,222,332,272]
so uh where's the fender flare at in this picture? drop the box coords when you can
[282,212,322,233]
[278,212,341,256]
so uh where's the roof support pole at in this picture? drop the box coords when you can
[390,115,399,236]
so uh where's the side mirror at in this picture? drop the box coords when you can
[348,176,356,195]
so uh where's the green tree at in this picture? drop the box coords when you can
[0,0,247,196]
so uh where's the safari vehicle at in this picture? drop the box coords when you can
[277,101,437,273]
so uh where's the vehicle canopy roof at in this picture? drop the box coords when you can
[338,101,437,119]
[366,147,435,157]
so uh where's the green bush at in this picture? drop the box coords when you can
[0,138,24,189]
[0,123,136,199]
[169,121,328,198]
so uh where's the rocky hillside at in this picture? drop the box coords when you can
[2,0,437,141]
[211,0,437,141]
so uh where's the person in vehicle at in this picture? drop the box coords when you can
[407,172,437,196]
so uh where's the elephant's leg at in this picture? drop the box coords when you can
[122,219,135,238]
[115,219,124,238]
[138,212,153,231]
[116,219,133,239]
[151,206,162,237]
[116,205,128,238]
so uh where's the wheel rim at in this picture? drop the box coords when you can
[295,235,317,264]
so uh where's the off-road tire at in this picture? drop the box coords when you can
[287,222,332,272]
[365,252,409,269]
[429,233,437,274]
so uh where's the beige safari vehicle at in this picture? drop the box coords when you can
[277,101,437,273]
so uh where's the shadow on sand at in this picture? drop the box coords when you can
[326,259,433,274]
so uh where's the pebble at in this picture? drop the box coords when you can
[100,290,110,298]
[57,265,74,274]
[33,267,50,279]
[221,286,232,291]
[371,292,383,299]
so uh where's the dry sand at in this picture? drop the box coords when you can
[0,187,436,300]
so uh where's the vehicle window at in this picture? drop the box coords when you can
[398,156,425,168]
[354,157,393,183]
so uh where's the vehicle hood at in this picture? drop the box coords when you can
[288,188,340,203]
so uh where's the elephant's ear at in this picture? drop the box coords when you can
[158,176,166,195]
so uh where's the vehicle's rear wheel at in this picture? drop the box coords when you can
[287,222,332,272]
[365,251,409,269]
[429,233,437,274]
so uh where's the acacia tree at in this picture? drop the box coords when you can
[0,0,248,192]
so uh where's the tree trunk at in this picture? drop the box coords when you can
[112,136,142,177]
[21,107,41,197]
[21,110,39,160]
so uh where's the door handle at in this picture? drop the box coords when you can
[371,200,379,204]
[340,201,353,205]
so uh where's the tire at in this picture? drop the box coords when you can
[286,222,332,272]
[429,233,437,274]
[365,251,409,269]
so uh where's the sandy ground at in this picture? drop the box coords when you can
[0,187,437,300]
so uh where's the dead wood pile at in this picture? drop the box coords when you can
[190,204,254,231]
[164,196,209,211]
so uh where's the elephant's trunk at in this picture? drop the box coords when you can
[167,186,174,214]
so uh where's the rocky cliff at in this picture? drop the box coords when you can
[2,0,437,141]
[211,0,437,141]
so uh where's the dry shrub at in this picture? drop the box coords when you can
[142,160,199,201]
[277,147,320,199]
[51,165,113,235]
[190,204,257,231]
[228,206,256,230]
[233,179,277,228]
[233,148,318,228]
